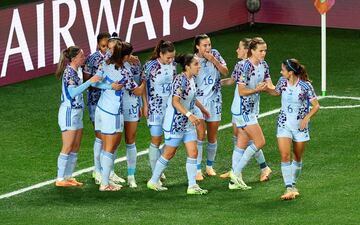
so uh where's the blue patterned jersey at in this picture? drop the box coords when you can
[163,73,197,136]
[143,59,177,125]
[234,59,271,115]
[96,62,138,115]
[122,61,142,112]
[194,49,226,104]
[275,77,317,130]
[231,59,245,115]
[83,50,109,106]
[60,65,84,109]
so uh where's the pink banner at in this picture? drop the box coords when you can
[0,0,248,86]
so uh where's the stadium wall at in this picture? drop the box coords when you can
[255,0,359,29]
[0,0,248,86]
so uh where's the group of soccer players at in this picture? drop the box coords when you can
[54,31,319,200]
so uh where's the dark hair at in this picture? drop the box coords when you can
[150,40,175,60]
[193,34,209,53]
[55,46,81,79]
[97,32,110,43]
[283,58,311,82]
[175,54,195,72]
[109,32,122,42]
[248,37,266,58]
[109,41,133,68]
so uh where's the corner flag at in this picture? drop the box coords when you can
[314,0,335,14]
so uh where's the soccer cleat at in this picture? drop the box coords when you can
[127,176,137,188]
[291,187,300,197]
[187,184,208,195]
[206,167,217,176]
[229,171,251,190]
[67,178,83,186]
[219,171,230,179]
[260,166,272,182]
[99,183,122,191]
[281,187,296,200]
[147,180,168,191]
[110,172,126,184]
[94,172,101,185]
[196,171,204,181]
[55,180,78,187]
[109,181,123,189]
[160,173,166,181]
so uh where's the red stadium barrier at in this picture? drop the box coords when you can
[0,0,248,86]
[256,0,360,29]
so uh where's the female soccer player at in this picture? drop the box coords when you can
[147,53,210,195]
[142,40,176,177]
[220,38,272,182]
[122,59,143,188]
[83,32,111,183]
[192,34,229,181]
[92,32,135,185]
[94,42,142,191]
[229,37,274,190]
[264,59,320,200]
[55,46,101,187]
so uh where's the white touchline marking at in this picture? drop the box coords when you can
[0,95,359,200]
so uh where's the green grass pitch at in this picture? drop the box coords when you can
[0,24,359,224]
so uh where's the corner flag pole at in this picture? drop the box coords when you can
[321,13,326,96]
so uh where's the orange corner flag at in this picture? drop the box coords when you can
[314,0,335,14]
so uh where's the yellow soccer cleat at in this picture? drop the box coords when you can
[147,180,168,191]
[187,184,208,195]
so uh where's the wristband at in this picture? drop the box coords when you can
[185,111,192,118]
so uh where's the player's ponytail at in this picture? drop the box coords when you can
[150,40,175,60]
[55,46,81,79]
[109,41,133,68]
[175,53,195,72]
[283,58,312,83]
[298,63,311,83]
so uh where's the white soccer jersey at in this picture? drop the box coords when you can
[83,50,109,106]
[96,62,138,115]
[163,73,197,137]
[194,49,226,104]
[60,65,84,109]
[275,77,317,130]
[143,59,176,125]
[122,61,142,117]
[232,59,271,116]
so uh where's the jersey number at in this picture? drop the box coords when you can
[161,83,171,94]
[203,76,214,85]
[287,105,293,113]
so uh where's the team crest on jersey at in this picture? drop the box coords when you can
[98,63,103,70]
[69,79,75,85]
